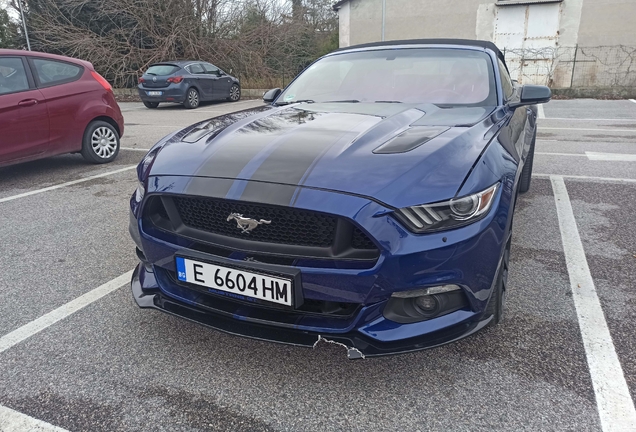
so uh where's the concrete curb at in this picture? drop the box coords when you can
[552,87,636,99]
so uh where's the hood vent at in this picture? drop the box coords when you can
[373,127,449,154]
[181,126,213,143]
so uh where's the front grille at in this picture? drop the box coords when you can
[143,195,380,263]
[174,196,337,248]
[352,227,376,250]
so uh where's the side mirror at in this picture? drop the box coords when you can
[509,85,551,108]
[218,70,226,76]
[263,88,282,103]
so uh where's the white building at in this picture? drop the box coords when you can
[334,0,636,90]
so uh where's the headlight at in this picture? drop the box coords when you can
[394,183,499,233]
[135,180,145,202]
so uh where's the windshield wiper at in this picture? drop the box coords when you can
[146,72,157,76]
[276,99,315,106]
[323,99,360,103]
[375,100,402,103]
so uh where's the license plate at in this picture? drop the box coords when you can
[147,91,162,96]
[175,257,293,306]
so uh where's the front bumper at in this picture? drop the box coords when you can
[129,175,513,358]
[131,264,492,358]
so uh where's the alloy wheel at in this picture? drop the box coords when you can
[230,85,240,101]
[91,127,118,158]
[188,89,199,107]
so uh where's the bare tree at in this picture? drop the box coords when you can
[11,0,338,88]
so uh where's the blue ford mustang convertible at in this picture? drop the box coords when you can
[129,39,550,358]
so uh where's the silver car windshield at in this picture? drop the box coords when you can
[278,48,497,107]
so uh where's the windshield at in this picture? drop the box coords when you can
[278,48,497,107]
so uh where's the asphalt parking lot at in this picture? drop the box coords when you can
[1,98,635,431]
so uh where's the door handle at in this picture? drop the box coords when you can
[18,99,38,107]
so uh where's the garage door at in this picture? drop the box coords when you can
[494,2,562,85]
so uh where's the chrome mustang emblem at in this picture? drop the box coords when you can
[227,213,271,234]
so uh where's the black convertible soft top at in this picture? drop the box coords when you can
[335,39,506,66]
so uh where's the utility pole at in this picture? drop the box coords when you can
[381,0,386,41]
[17,0,30,50]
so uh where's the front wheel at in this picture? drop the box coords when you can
[228,84,241,102]
[81,120,120,164]
[184,88,200,109]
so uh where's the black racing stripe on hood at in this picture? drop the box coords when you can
[239,129,348,204]
[237,182,303,207]
[183,177,300,207]
[190,109,316,196]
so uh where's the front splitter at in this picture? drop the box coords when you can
[131,264,491,359]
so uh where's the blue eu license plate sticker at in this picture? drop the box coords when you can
[176,257,187,281]
[174,256,292,306]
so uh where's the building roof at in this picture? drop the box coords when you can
[335,39,506,64]
[332,0,350,9]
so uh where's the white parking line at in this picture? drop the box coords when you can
[542,118,636,122]
[126,125,182,128]
[551,176,636,432]
[536,152,586,157]
[534,174,636,184]
[629,99,636,104]
[537,104,546,119]
[585,151,636,161]
[536,152,636,161]
[0,271,133,354]
[539,127,636,132]
[121,147,150,152]
[0,404,69,432]
[0,166,136,204]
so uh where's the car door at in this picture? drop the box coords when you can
[27,56,86,154]
[202,63,231,99]
[497,59,527,162]
[187,63,213,101]
[0,56,50,164]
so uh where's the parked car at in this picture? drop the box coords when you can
[129,39,550,358]
[137,61,241,109]
[0,49,124,167]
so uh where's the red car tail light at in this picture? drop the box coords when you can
[167,76,184,84]
[138,77,146,83]
[91,71,112,92]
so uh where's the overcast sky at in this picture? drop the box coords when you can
[2,1,20,20]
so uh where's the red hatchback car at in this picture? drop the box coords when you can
[0,49,124,167]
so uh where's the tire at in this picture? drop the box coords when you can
[228,84,241,102]
[485,237,510,326]
[519,131,536,193]
[143,101,159,109]
[81,120,120,164]
[183,87,200,109]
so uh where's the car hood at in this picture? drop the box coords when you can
[149,102,498,209]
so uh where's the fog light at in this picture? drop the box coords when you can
[383,284,468,324]
[414,295,438,312]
